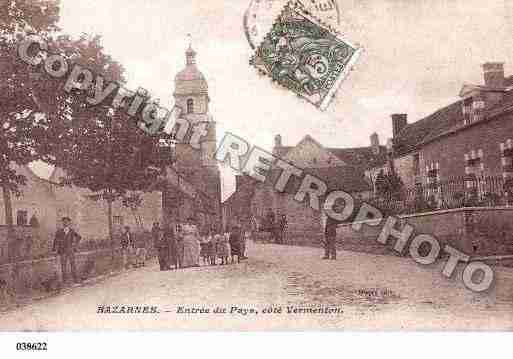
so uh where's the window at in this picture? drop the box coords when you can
[462,96,485,125]
[186,99,194,114]
[500,140,513,179]
[113,216,123,226]
[425,162,442,207]
[464,149,484,176]
[16,210,28,226]
[426,164,439,182]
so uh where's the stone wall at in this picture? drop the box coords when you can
[0,226,42,265]
[336,207,513,257]
[0,248,120,304]
[0,246,157,307]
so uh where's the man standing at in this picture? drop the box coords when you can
[120,226,134,269]
[53,217,82,284]
[323,216,338,260]
[277,214,288,245]
[264,208,275,243]
[237,219,249,260]
[152,222,169,271]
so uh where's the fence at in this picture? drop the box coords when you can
[368,175,513,216]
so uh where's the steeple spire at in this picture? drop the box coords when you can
[186,33,196,65]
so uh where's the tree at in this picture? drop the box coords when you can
[51,102,166,262]
[2,2,173,264]
[375,169,404,199]
[0,0,61,260]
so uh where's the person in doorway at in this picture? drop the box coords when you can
[52,217,82,284]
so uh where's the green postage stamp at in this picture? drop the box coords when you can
[250,1,362,111]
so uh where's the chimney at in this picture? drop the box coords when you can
[370,133,380,155]
[235,174,255,193]
[482,62,504,88]
[274,134,282,148]
[391,114,408,138]
[235,175,246,191]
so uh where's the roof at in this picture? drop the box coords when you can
[175,64,206,82]
[392,101,463,157]
[327,146,387,169]
[273,146,292,158]
[274,140,388,170]
[304,167,371,193]
[174,46,208,95]
[222,182,255,206]
[266,166,370,194]
[392,75,513,157]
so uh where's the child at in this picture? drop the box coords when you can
[206,230,217,265]
[135,238,147,268]
[216,230,230,265]
[241,230,251,260]
[199,235,209,266]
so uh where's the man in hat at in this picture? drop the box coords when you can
[52,217,82,284]
[120,225,135,269]
[152,222,170,271]
[323,215,338,260]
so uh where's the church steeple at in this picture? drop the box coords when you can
[174,41,209,112]
[186,45,196,65]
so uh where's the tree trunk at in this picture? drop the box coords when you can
[107,197,114,265]
[1,182,15,263]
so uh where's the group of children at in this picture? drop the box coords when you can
[199,227,250,266]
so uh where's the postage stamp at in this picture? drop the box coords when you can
[243,0,341,50]
[250,1,362,111]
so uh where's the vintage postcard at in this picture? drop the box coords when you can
[1,0,513,353]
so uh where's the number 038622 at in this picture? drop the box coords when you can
[16,342,48,351]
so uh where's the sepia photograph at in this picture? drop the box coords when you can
[1,0,513,355]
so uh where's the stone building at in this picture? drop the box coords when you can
[367,62,513,191]
[221,175,257,231]
[162,45,222,232]
[222,134,386,238]
[0,165,162,262]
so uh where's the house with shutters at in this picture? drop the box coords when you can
[366,62,513,196]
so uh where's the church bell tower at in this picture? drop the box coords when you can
[171,44,221,226]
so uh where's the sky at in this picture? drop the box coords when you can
[31,0,512,200]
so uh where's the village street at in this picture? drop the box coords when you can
[1,241,513,331]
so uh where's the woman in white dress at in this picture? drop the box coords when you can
[181,217,201,268]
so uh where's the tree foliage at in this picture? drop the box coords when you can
[375,169,404,199]
[1,0,61,255]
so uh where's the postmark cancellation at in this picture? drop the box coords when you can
[250,1,362,111]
